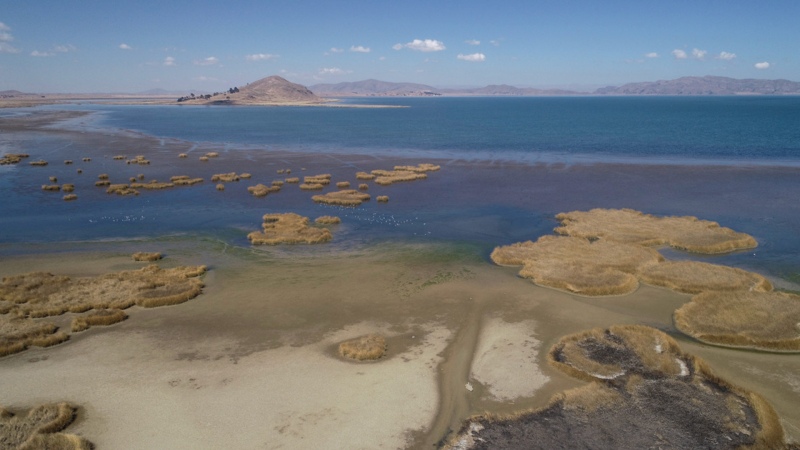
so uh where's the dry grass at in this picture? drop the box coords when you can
[639,260,772,294]
[112,155,125,160]
[358,183,369,191]
[170,175,203,186]
[0,402,92,450]
[71,309,128,332]
[94,180,110,187]
[61,184,74,192]
[130,181,174,190]
[81,158,91,162]
[49,176,57,183]
[64,160,72,165]
[555,208,758,254]
[314,216,341,225]
[62,194,77,202]
[304,174,332,185]
[216,183,224,191]
[247,213,332,245]
[240,173,252,179]
[338,334,387,361]
[205,152,219,158]
[137,174,145,180]
[0,153,29,165]
[132,252,162,262]
[312,189,371,206]
[97,174,109,180]
[0,265,206,356]
[356,172,376,180]
[371,169,427,185]
[178,153,188,158]
[126,156,150,165]
[491,236,663,296]
[29,160,48,166]
[106,184,139,196]
[336,181,351,189]
[299,182,324,190]
[199,156,209,162]
[247,183,281,197]
[285,177,300,184]
[393,163,441,173]
[42,185,61,192]
[271,180,284,187]
[674,290,800,352]
[211,172,240,182]
[377,195,389,203]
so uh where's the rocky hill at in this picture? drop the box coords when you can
[177,76,323,105]
[595,76,800,95]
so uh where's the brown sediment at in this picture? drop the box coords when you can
[314,216,341,225]
[247,213,332,245]
[71,309,128,332]
[358,183,369,191]
[371,169,427,185]
[674,291,800,352]
[132,252,162,262]
[211,172,240,182]
[62,194,77,201]
[41,185,61,192]
[356,172,376,180]
[29,160,48,166]
[0,402,92,449]
[639,260,773,294]
[376,195,389,203]
[0,264,206,356]
[312,189,370,206]
[338,334,387,361]
[491,235,663,296]
[247,183,281,197]
[0,153,29,165]
[555,208,758,254]
[446,325,790,449]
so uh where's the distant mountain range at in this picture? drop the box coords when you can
[309,76,800,97]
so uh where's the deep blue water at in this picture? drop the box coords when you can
[75,96,800,164]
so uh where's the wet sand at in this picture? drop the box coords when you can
[1,110,799,448]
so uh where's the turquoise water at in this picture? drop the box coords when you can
[3,98,800,284]
[52,96,800,165]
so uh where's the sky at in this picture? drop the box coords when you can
[1,0,798,93]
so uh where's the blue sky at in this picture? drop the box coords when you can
[1,0,798,92]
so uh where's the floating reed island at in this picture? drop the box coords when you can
[338,334,387,361]
[314,216,341,225]
[312,189,370,206]
[675,291,800,352]
[247,183,281,197]
[555,208,757,254]
[0,264,206,357]
[247,213,332,245]
[0,401,93,449]
[28,160,48,167]
[211,172,241,182]
[170,175,204,186]
[447,325,790,450]
[0,153,29,165]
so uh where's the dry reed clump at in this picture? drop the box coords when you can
[106,184,139,196]
[276,168,291,174]
[0,153,29,165]
[299,182,324,190]
[445,324,790,449]
[178,153,188,158]
[639,260,772,294]
[355,171,376,180]
[130,181,175,190]
[81,158,91,162]
[41,185,61,192]
[97,174,109,180]
[112,155,125,160]
[0,264,207,356]
[71,309,128,332]
[205,152,219,158]
[247,183,281,197]
[62,194,77,202]
[393,163,441,173]
[199,156,209,162]
[674,291,800,352]
[271,180,284,187]
[491,235,663,296]
[211,172,240,182]
[371,169,427,185]
[94,180,110,187]
[304,174,332,185]
[315,215,341,225]
[129,177,137,183]
[170,175,204,186]
[376,195,389,203]
[126,155,150,165]
[61,184,74,192]
[29,160,48,166]
[338,334,387,361]
[49,176,57,183]
[0,402,93,450]
[336,181,351,189]
[555,208,758,254]
[358,183,369,191]
[64,160,72,165]
[137,174,145,180]
[132,252,162,262]
[247,213,332,245]
[312,189,371,206]
[76,169,82,174]
[240,173,252,179]
[216,183,224,191]
[285,177,300,184]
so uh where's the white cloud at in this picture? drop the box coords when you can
[350,45,370,53]
[163,56,176,66]
[691,48,707,60]
[31,50,54,57]
[329,47,344,53]
[644,52,659,58]
[194,76,219,82]
[0,23,19,53]
[245,53,278,61]
[457,53,486,62]
[717,51,736,60]
[194,56,219,66]
[490,39,502,46]
[755,61,770,70]
[393,39,446,52]
[318,67,352,75]
[119,43,132,50]
[54,44,76,53]
[465,39,480,46]
[671,49,688,59]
